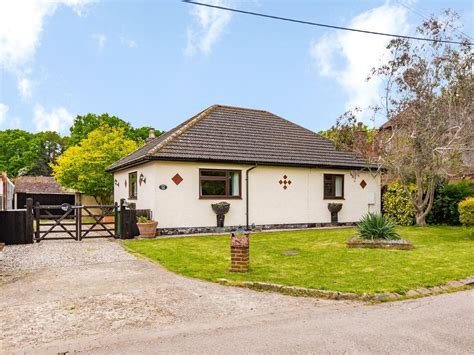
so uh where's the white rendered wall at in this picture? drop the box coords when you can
[113,161,381,229]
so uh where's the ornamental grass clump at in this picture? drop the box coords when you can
[356,213,400,241]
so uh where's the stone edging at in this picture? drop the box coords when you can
[347,239,414,250]
[216,276,474,302]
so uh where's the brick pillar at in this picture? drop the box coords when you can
[229,232,249,273]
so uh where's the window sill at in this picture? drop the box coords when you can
[199,196,242,200]
[128,197,138,200]
[323,197,345,200]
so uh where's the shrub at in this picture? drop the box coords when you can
[137,215,152,223]
[428,180,474,225]
[458,197,474,227]
[382,181,416,225]
[356,213,400,240]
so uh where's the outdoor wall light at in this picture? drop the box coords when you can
[139,173,146,185]
[114,179,119,187]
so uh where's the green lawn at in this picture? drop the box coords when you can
[124,226,474,295]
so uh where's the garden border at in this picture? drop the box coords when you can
[215,276,474,302]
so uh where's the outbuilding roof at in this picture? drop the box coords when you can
[13,176,75,195]
[107,105,377,172]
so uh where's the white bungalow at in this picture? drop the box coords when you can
[107,105,381,235]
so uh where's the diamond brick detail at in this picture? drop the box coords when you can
[172,173,183,185]
[360,179,367,189]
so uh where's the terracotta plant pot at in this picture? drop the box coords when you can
[137,221,158,238]
[103,215,115,224]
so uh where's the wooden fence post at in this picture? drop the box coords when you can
[34,201,40,242]
[120,198,126,239]
[77,207,82,241]
[114,202,119,238]
[25,198,34,244]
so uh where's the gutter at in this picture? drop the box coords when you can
[108,156,377,174]
[245,164,258,230]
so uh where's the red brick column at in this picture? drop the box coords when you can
[229,232,249,273]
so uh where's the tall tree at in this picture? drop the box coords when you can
[370,11,473,225]
[68,113,162,146]
[0,130,66,177]
[52,126,138,205]
[0,130,37,176]
[29,131,67,176]
[319,109,377,156]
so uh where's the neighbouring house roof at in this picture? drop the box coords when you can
[107,105,378,172]
[13,176,75,195]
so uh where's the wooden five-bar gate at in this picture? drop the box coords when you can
[0,198,150,245]
[33,203,118,241]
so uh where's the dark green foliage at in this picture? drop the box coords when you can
[68,113,162,147]
[318,109,377,152]
[427,181,474,225]
[356,213,400,240]
[0,129,66,177]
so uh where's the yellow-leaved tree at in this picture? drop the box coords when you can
[52,125,138,205]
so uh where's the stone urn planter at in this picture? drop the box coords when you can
[136,216,158,238]
[327,203,343,224]
[211,202,230,227]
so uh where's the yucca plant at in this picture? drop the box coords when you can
[356,213,400,241]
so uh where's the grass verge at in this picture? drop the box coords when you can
[124,226,474,295]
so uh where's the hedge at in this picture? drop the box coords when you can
[382,181,416,226]
[458,197,474,227]
[427,180,474,225]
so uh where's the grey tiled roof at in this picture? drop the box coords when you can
[107,105,376,172]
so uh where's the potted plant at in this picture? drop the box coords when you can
[136,215,158,238]
[103,212,115,224]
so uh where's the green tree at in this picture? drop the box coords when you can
[51,126,138,205]
[369,11,472,225]
[0,130,67,177]
[0,130,35,176]
[28,131,67,176]
[68,113,162,146]
[319,110,377,154]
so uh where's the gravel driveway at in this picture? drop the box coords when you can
[0,239,323,352]
[1,239,473,354]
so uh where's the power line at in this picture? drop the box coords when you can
[395,0,473,41]
[182,0,472,46]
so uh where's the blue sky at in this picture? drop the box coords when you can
[0,0,472,135]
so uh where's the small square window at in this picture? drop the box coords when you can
[324,174,344,199]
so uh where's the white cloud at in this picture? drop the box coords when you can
[0,0,93,97]
[120,36,138,48]
[310,3,410,118]
[185,0,232,56]
[0,0,92,70]
[18,77,33,99]
[0,103,9,125]
[92,33,107,49]
[33,104,74,133]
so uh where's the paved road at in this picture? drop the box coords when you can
[1,240,473,354]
